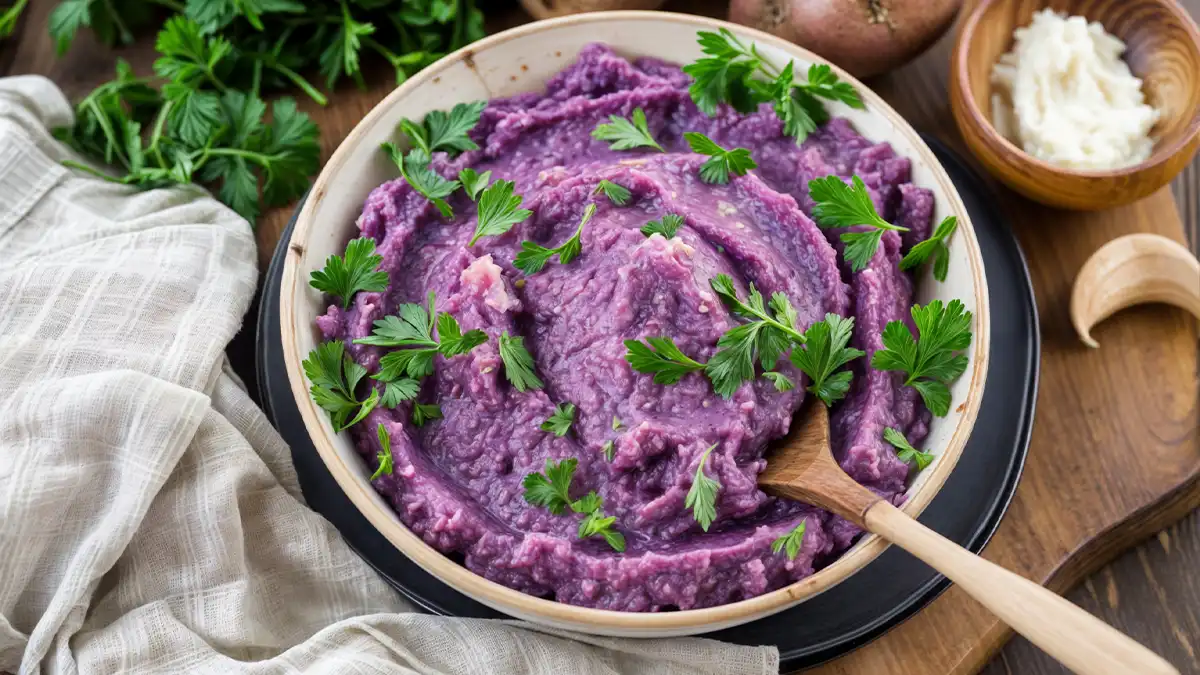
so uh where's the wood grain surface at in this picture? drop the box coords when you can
[2,1,1198,674]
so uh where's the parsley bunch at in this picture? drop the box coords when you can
[43,0,483,88]
[57,18,322,223]
[683,29,864,143]
[40,2,487,224]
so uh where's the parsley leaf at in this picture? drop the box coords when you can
[883,427,934,470]
[425,100,485,154]
[380,378,421,408]
[788,313,865,406]
[459,168,491,201]
[540,402,576,437]
[513,203,596,274]
[522,457,577,515]
[356,293,438,348]
[612,417,623,431]
[382,144,460,218]
[685,444,721,531]
[309,237,388,310]
[683,132,757,184]
[763,371,795,392]
[705,275,805,398]
[808,175,909,272]
[399,100,485,156]
[498,331,543,392]
[591,107,663,152]
[470,179,532,246]
[411,402,442,427]
[641,213,684,239]
[371,423,394,480]
[683,30,862,142]
[624,337,706,385]
[601,440,615,461]
[436,312,488,356]
[318,0,375,88]
[899,216,958,282]
[578,508,626,552]
[594,179,632,206]
[771,520,807,560]
[302,340,379,432]
[871,300,973,417]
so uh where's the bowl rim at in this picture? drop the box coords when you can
[280,10,992,633]
[954,0,1200,180]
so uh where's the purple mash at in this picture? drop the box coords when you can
[317,44,934,611]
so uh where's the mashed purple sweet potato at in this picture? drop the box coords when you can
[316,44,934,611]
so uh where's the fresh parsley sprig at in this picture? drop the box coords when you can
[808,175,909,272]
[591,107,663,152]
[523,458,624,551]
[514,203,596,274]
[883,427,934,470]
[899,216,958,282]
[771,520,807,560]
[302,340,379,432]
[58,31,321,225]
[371,423,394,480]
[357,292,487,379]
[871,300,973,417]
[683,29,864,142]
[624,337,706,385]
[706,275,805,398]
[594,179,631,206]
[579,507,626,552]
[309,237,388,309]
[398,100,485,156]
[470,180,533,246]
[540,403,576,437]
[685,444,721,531]
[683,132,756,184]
[523,458,579,515]
[498,332,544,392]
[641,213,683,239]
[788,314,865,406]
[381,144,460,218]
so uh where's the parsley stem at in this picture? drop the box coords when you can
[0,0,29,37]
[62,160,122,183]
[100,0,133,44]
[147,100,174,168]
[144,0,184,11]
[741,304,805,343]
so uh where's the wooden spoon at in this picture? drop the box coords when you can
[760,403,1179,675]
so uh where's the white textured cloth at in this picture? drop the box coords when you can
[0,76,780,675]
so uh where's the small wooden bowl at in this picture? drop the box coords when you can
[950,0,1200,210]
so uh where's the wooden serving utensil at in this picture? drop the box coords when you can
[760,403,1179,675]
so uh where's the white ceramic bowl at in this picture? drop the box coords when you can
[281,11,991,637]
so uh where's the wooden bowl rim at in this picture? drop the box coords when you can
[280,10,991,633]
[954,0,1200,179]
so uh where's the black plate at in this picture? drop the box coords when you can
[252,137,1039,671]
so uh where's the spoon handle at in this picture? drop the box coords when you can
[865,500,1178,675]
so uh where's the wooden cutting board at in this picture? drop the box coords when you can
[3,1,1198,672]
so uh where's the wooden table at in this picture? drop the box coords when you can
[2,1,1197,672]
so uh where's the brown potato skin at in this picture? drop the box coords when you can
[728,0,963,79]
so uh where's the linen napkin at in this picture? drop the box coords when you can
[0,75,780,675]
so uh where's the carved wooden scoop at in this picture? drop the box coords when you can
[760,403,1178,675]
